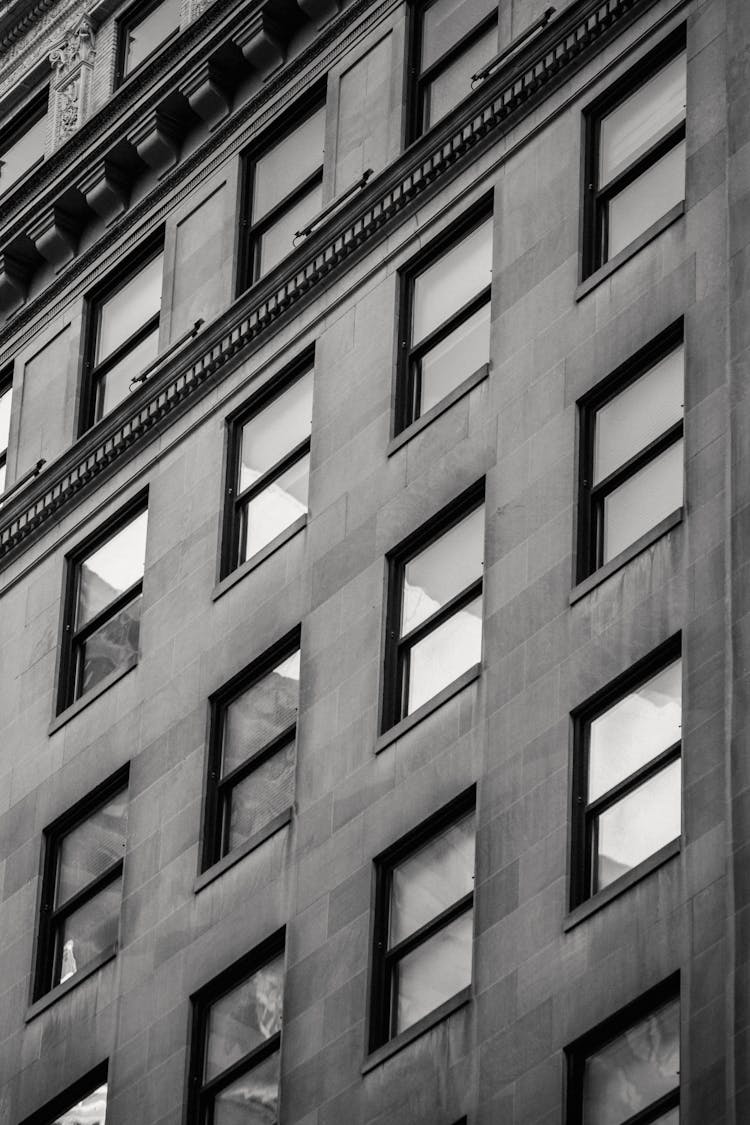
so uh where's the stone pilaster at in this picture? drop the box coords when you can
[48,10,95,149]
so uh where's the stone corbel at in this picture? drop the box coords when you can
[27,205,79,267]
[49,11,96,148]
[180,61,231,124]
[77,158,131,224]
[296,0,341,29]
[234,8,286,78]
[128,109,182,176]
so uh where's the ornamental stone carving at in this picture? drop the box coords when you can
[49,10,95,148]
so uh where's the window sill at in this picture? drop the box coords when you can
[375,664,481,755]
[25,946,117,1022]
[576,202,685,301]
[49,656,138,735]
[362,986,471,1074]
[194,807,293,893]
[387,365,490,456]
[213,515,308,601]
[564,838,680,932]
[570,509,683,606]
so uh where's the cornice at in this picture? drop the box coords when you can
[0,0,657,569]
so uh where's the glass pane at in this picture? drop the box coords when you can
[223,652,300,778]
[253,105,326,223]
[600,53,686,185]
[402,504,484,636]
[595,758,681,891]
[589,658,681,802]
[390,811,474,946]
[0,462,5,494]
[394,909,472,1034]
[257,182,323,277]
[421,0,496,70]
[239,369,313,492]
[594,345,683,484]
[226,740,295,852]
[418,301,490,417]
[123,0,181,76]
[0,382,11,454]
[96,252,163,363]
[652,1111,679,1125]
[53,1083,108,1125]
[413,218,492,346]
[97,324,159,420]
[424,23,497,130]
[55,875,122,986]
[212,1050,280,1125]
[78,594,142,697]
[77,510,148,627]
[407,594,482,714]
[0,109,46,194]
[205,954,283,1080]
[57,789,128,907]
[239,452,310,563]
[601,438,683,563]
[583,996,679,1125]
[606,140,685,260]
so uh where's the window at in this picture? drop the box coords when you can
[58,501,148,711]
[189,933,285,1125]
[584,34,686,274]
[240,97,325,288]
[370,790,475,1050]
[571,640,681,906]
[203,633,299,871]
[82,241,164,430]
[0,87,47,196]
[35,770,128,1000]
[0,368,11,494]
[397,208,492,433]
[577,330,683,579]
[567,979,680,1125]
[116,0,181,83]
[222,355,313,575]
[383,484,484,730]
[20,1063,108,1125]
[408,0,497,139]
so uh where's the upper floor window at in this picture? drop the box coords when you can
[58,501,148,711]
[584,34,686,275]
[370,789,475,1050]
[408,0,497,140]
[577,329,684,579]
[0,87,47,196]
[20,1064,108,1125]
[240,97,326,289]
[82,240,164,431]
[0,368,12,493]
[117,0,181,83]
[383,484,484,730]
[189,934,285,1124]
[397,208,492,434]
[222,354,313,576]
[35,770,128,1000]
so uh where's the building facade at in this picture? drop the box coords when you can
[0,0,747,1121]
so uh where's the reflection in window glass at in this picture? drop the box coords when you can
[394,909,473,1034]
[55,1082,108,1125]
[599,53,686,185]
[57,790,128,905]
[607,140,686,259]
[602,438,683,563]
[424,23,497,130]
[253,105,326,222]
[0,376,12,494]
[206,954,284,1079]
[96,253,163,363]
[402,506,484,635]
[56,876,122,985]
[413,219,492,344]
[121,0,181,77]
[78,510,148,627]
[0,101,46,195]
[390,812,474,944]
[421,0,496,70]
[596,758,681,889]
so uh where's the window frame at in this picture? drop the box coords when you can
[0,85,48,197]
[0,365,12,492]
[566,974,680,1125]
[57,493,148,714]
[576,322,684,582]
[201,628,300,872]
[79,234,164,434]
[381,479,485,733]
[19,1062,109,1125]
[34,766,129,1002]
[369,786,476,1052]
[188,929,286,1125]
[570,635,682,910]
[582,27,687,278]
[114,0,182,87]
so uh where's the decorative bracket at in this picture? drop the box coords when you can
[180,61,232,124]
[27,204,79,267]
[128,108,183,176]
[234,8,286,78]
[77,158,131,224]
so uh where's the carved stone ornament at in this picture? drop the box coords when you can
[48,10,96,148]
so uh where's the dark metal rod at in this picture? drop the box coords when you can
[0,457,45,505]
[294,169,374,242]
[129,317,205,389]
[472,6,556,85]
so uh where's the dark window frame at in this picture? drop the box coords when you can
[19,1061,109,1125]
[220,348,314,579]
[566,974,680,1125]
[396,199,493,435]
[582,26,687,278]
[57,492,148,714]
[79,232,164,434]
[202,627,300,872]
[576,321,684,582]
[569,635,682,910]
[34,766,129,1002]
[238,88,326,294]
[114,0,182,87]
[381,479,485,733]
[0,85,48,196]
[0,364,12,490]
[188,929,286,1124]
[369,785,476,1052]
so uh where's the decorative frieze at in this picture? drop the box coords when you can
[48,10,95,148]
